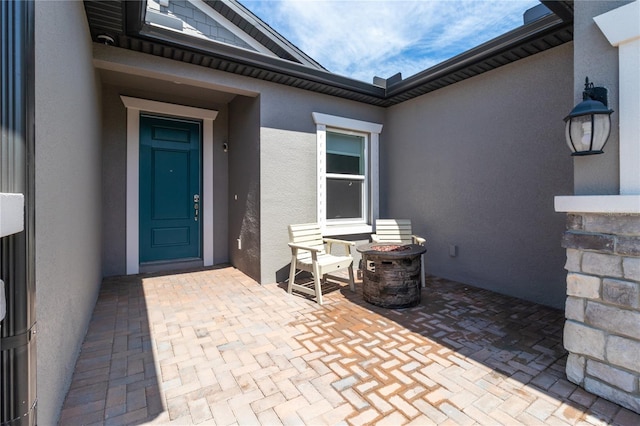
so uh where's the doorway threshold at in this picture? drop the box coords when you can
[139,258,203,274]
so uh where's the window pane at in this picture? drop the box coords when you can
[327,132,363,174]
[327,153,361,174]
[327,178,362,220]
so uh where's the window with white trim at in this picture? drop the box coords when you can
[312,112,382,235]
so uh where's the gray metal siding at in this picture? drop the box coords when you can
[1,0,37,423]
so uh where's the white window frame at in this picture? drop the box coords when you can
[312,112,382,235]
[325,129,369,225]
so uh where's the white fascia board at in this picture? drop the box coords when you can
[554,195,640,214]
[0,193,24,238]
[188,0,274,56]
[593,1,640,47]
[214,0,321,68]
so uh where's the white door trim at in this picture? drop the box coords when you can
[121,96,218,274]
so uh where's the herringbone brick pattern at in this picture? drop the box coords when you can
[59,266,640,425]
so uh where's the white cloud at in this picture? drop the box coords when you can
[242,0,540,82]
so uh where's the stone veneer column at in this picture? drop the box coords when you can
[561,213,640,413]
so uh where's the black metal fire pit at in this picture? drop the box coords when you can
[356,243,426,308]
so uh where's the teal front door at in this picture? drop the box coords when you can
[139,114,202,263]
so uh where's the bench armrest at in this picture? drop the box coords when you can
[288,243,321,254]
[323,238,355,246]
[412,235,426,245]
[323,238,355,255]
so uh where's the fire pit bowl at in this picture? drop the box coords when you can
[356,242,426,308]
[369,244,411,252]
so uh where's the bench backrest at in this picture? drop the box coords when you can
[374,219,413,244]
[289,223,326,259]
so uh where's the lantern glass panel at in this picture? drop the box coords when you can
[565,114,611,153]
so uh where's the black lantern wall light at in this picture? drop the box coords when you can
[564,77,614,156]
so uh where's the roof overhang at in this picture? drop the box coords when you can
[83,0,574,107]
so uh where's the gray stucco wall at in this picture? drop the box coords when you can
[91,27,577,310]
[34,1,103,422]
[94,44,287,278]
[257,83,385,283]
[229,95,261,282]
[384,43,574,309]
[101,87,127,275]
[91,45,386,284]
[572,1,632,195]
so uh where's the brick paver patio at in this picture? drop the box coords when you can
[59,266,640,425]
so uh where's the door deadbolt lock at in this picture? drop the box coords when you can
[194,194,200,221]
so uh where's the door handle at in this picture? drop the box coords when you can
[194,194,200,222]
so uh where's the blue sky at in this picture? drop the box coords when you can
[240,0,541,83]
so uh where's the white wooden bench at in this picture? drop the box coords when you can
[371,219,427,287]
[288,223,355,305]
